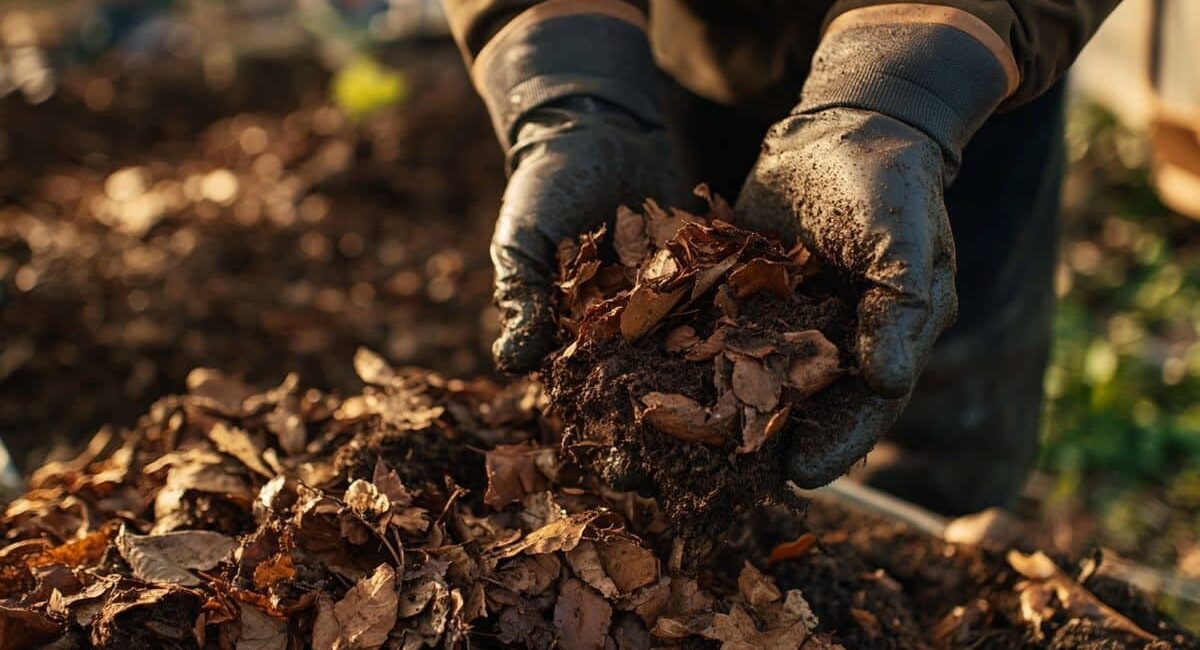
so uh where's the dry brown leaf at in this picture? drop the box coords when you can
[620,282,688,341]
[264,405,306,456]
[614,205,649,268]
[313,563,399,650]
[494,511,600,559]
[703,603,817,650]
[484,444,549,509]
[693,183,736,223]
[554,578,612,650]
[731,356,781,411]
[115,527,237,586]
[691,253,742,300]
[497,554,561,596]
[598,537,659,594]
[686,327,728,361]
[566,540,620,599]
[768,533,817,565]
[1006,550,1156,642]
[668,576,715,616]
[761,589,820,632]
[208,423,273,478]
[641,248,680,283]
[651,613,713,642]
[783,331,843,398]
[26,526,113,570]
[252,552,295,590]
[644,199,696,247]
[237,602,288,650]
[737,561,782,609]
[1018,583,1056,641]
[724,336,775,359]
[397,577,445,618]
[311,593,339,650]
[617,579,671,625]
[665,325,700,353]
[737,404,791,455]
[186,367,253,413]
[0,603,60,649]
[640,392,725,446]
[728,258,790,299]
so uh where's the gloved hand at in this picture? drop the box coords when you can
[491,99,680,372]
[471,5,680,372]
[735,16,1015,487]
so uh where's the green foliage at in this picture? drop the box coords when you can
[332,56,408,120]
[1039,102,1200,582]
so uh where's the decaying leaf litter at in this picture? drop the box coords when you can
[0,353,1194,648]
[548,187,861,558]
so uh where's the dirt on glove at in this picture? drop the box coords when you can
[546,190,876,560]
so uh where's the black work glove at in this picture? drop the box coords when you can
[735,19,1013,488]
[473,7,681,372]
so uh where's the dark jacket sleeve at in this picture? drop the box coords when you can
[443,0,647,61]
[827,0,1122,107]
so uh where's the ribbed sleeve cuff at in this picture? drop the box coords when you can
[798,23,1009,167]
[474,12,660,149]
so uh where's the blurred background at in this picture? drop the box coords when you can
[0,0,1196,629]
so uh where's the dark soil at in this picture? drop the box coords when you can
[547,218,874,561]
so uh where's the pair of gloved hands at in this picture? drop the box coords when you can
[477,11,1010,487]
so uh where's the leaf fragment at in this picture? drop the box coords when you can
[665,325,699,353]
[619,282,688,341]
[767,533,816,564]
[208,422,273,478]
[484,444,550,509]
[115,527,237,586]
[731,356,781,411]
[1007,550,1156,642]
[493,511,600,559]
[614,205,649,268]
[728,258,791,299]
[554,578,612,650]
[782,330,843,398]
[312,563,399,650]
[640,392,725,446]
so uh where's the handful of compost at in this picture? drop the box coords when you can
[547,186,897,552]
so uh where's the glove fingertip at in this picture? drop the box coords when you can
[493,327,556,374]
[857,332,917,399]
[492,297,558,374]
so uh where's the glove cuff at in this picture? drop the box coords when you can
[473,2,660,149]
[798,23,1009,170]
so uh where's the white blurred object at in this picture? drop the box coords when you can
[1073,0,1200,220]
[0,438,21,497]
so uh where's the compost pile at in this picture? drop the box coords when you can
[548,189,866,554]
[0,44,503,469]
[0,358,1192,650]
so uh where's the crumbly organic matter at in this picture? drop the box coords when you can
[546,190,874,557]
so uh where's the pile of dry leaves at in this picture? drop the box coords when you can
[0,349,846,649]
[548,187,865,553]
[0,349,1193,649]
